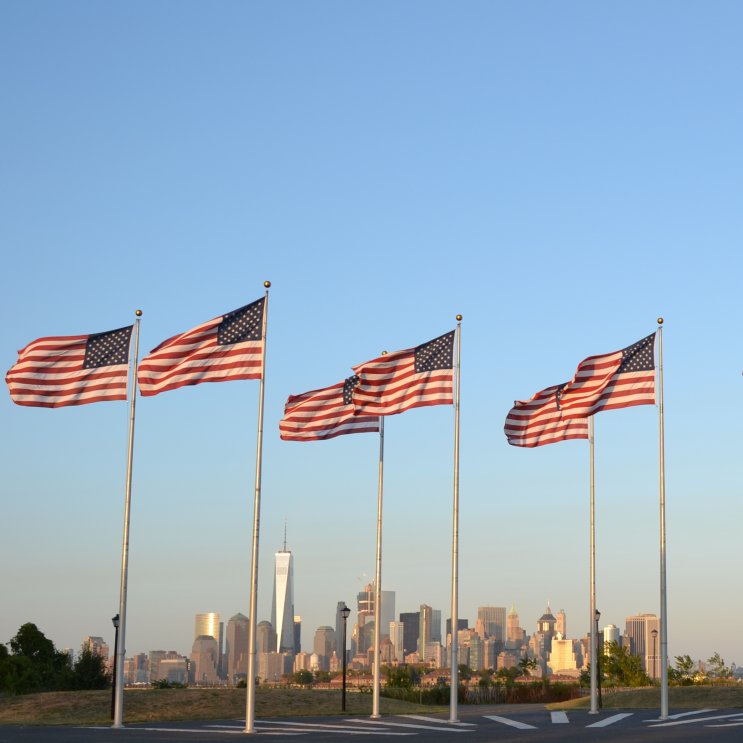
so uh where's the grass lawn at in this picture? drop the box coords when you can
[0,687,445,726]
[548,685,743,710]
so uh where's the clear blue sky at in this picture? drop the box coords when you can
[1,1,741,667]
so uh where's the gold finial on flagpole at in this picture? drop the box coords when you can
[657,317,664,325]
[456,314,462,322]
[135,310,142,317]
[264,280,271,288]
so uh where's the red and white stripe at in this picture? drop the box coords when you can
[505,382,589,448]
[352,348,453,417]
[280,380,379,441]
[558,351,655,419]
[6,335,129,408]
[138,316,263,397]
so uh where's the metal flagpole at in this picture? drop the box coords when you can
[449,316,462,724]
[588,416,599,715]
[245,282,270,735]
[112,309,142,729]
[371,415,385,719]
[657,318,668,720]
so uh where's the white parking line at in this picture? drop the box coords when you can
[551,711,569,724]
[586,713,634,728]
[482,715,537,730]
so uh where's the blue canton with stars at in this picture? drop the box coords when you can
[619,333,655,373]
[218,298,265,345]
[83,326,133,369]
[343,375,360,405]
[414,331,455,373]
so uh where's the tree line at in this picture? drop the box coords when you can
[0,623,110,694]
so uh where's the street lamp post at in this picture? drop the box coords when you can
[341,604,351,712]
[595,610,602,710]
[651,628,658,682]
[111,614,121,720]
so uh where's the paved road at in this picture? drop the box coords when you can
[2,707,743,742]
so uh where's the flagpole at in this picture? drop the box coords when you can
[449,316,462,724]
[657,318,668,720]
[588,415,598,715]
[245,282,270,735]
[112,309,142,729]
[371,414,384,719]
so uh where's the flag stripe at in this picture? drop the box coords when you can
[280,377,379,441]
[352,331,455,417]
[137,299,264,397]
[559,334,656,418]
[504,382,589,448]
[6,329,132,408]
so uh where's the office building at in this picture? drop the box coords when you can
[419,605,433,660]
[625,613,658,673]
[400,612,420,657]
[272,542,295,654]
[225,613,249,684]
[191,635,219,685]
[194,613,222,677]
[477,606,507,643]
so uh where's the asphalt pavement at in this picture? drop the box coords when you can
[1,706,742,742]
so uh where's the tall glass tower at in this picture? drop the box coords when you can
[271,532,295,654]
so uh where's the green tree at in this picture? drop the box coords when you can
[293,669,313,686]
[517,657,538,678]
[706,652,731,681]
[668,654,695,686]
[602,642,650,687]
[1,623,70,693]
[69,646,110,690]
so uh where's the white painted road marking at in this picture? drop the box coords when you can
[644,708,717,721]
[482,715,537,730]
[349,718,471,732]
[650,712,743,728]
[401,715,476,726]
[586,713,634,728]
[551,711,569,724]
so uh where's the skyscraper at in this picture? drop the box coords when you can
[400,611,420,658]
[419,605,433,659]
[477,606,507,643]
[194,613,222,678]
[625,613,658,671]
[271,535,295,654]
[556,609,567,638]
[225,613,249,684]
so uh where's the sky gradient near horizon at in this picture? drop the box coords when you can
[1,1,741,668]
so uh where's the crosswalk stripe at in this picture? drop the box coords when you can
[551,711,569,724]
[586,713,634,728]
[483,715,537,730]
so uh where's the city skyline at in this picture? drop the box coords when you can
[1,2,741,671]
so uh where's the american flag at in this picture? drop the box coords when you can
[504,382,589,447]
[280,376,380,441]
[137,298,265,397]
[352,330,455,416]
[6,326,133,408]
[556,333,657,419]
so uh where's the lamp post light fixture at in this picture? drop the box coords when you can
[111,614,121,720]
[595,609,602,710]
[651,628,658,682]
[341,604,351,712]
